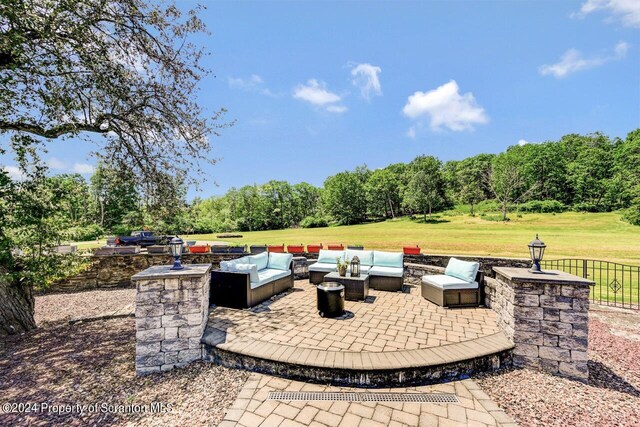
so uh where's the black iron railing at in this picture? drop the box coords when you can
[541,259,640,310]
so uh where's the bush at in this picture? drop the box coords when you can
[64,224,104,241]
[622,207,640,226]
[110,224,137,237]
[300,215,328,228]
[475,199,499,213]
[572,202,608,213]
[518,200,566,213]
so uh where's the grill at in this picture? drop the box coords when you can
[267,391,458,403]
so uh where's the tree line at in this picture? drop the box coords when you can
[42,129,640,239]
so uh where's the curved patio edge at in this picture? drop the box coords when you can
[201,330,514,387]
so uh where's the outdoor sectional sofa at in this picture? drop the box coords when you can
[210,251,294,309]
[421,258,483,308]
[308,249,404,292]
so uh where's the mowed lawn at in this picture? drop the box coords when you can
[186,212,640,265]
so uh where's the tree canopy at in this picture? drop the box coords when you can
[1,0,226,190]
[0,0,224,335]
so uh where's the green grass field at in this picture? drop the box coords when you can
[182,211,640,265]
[76,211,640,306]
[77,211,640,264]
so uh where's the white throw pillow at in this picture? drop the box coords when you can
[234,263,259,282]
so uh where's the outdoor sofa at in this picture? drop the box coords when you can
[421,258,483,308]
[308,249,404,292]
[210,251,294,309]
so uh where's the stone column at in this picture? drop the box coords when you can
[132,264,212,375]
[489,267,593,382]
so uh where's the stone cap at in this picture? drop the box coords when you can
[132,264,212,281]
[493,267,595,286]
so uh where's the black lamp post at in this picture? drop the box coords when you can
[528,234,546,274]
[350,256,360,277]
[169,236,185,270]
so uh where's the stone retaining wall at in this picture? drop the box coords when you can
[133,264,212,375]
[49,252,530,293]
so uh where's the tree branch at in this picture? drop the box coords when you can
[0,120,108,139]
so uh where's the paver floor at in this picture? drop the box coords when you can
[219,373,517,427]
[207,280,501,354]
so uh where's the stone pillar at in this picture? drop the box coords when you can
[132,264,212,375]
[489,267,593,382]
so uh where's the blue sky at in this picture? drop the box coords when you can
[2,0,639,199]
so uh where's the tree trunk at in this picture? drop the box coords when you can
[0,274,36,337]
[502,207,508,221]
[388,198,395,219]
[470,203,475,216]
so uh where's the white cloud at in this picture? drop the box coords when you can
[539,41,629,78]
[402,80,488,132]
[293,79,346,113]
[3,165,25,180]
[228,74,263,89]
[228,74,275,96]
[293,79,341,106]
[72,163,95,174]
[326,105,348,113]
[518,139,530,146]
[350,63,382,100]
[406,127,417,139]
[572,0,640,28]
[47,157,67,170]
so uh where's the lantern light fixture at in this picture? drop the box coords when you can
[528,234,546,274]
[169,236,185,270]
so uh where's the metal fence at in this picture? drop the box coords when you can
[541,259,640,310]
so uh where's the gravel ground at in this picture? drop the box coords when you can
[5,290,640,426]
[0,317,248,426]
[35,289,136,326]
[475,305,640,427]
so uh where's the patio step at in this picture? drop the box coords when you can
[201,329,513,387]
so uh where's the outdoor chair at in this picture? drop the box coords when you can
[421,258,483,308]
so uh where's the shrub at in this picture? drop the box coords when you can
[300,215,328,228]
[622,207,640,226]
[519,200,566,213]
[111,224,137,237]
[475,199,499,213]
[572,202,608,213]
[64,224,104,241]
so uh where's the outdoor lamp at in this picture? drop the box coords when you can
[528,234,546,274]
[351,256,361,277]
[169,236,185,270]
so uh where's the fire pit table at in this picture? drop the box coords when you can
[323,272,370,301]
[316,282,345,318]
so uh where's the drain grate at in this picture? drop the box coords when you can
[267,391,458,403]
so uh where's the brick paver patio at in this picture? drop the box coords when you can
[207,280,501,353]
[203,280,511,371]
[219,373,517,427]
